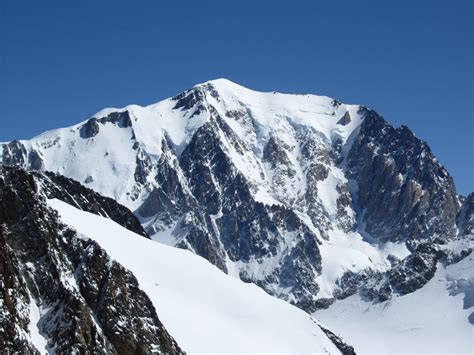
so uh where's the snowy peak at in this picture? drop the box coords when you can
[1,78,365,208]
[190,78,364,145]
[0,79,467,316]
[87,77,363,153]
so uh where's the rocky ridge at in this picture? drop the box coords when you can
[0,166,183,354]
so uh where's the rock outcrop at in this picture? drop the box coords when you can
[0,166,183,354]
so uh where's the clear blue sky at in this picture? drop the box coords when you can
[1,0,473,194]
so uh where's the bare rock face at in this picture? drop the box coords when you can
[80,118,100,138]
[80,111,134,139]
[361,243,440,301]
[0,166,184,354]
[34,170,149,238]
[337,111,351,125]
[0,224,39,354]
[457,193,474,236]
[176,112,324,310]
[346,107,459,243]
[1,141,29,167]
[318,324,356,355]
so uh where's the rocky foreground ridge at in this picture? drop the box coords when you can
[0,166,183,354]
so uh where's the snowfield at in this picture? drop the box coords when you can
[316,253,474,354]
[48,198,343,354]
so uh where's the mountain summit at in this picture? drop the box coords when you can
[1,79,471,315]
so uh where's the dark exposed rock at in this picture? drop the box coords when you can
[263,136,298,204]
[80,118,100,138]
[334,269,377,300]
[175,211,228,272]
[175,111,324,311]
[1,140,28,166]
[347,108,459,243]
[359,243,439,302]
[457,193,474,236]
[298,131,333,238]
[0,224,39,354]
[84,175,94,184]
[202,83,220,100]
[0,165,183,354]
[28,150,44,170]
[334,243,441,303]
[137,138,193,230]
[312,297,336,310]
[331,99,342,109]
[172,87,206,111]
[75,243,181,354]
[34,170,149,238]
[317,323,356,355]
[337,111,351,125]
[335,183,356,232]
[98,111,133,128]
[134,150,152,186]
[157,96,467,314]
[384,243,439,296]
[263,136,294,172]
[179,115,244,215]
[80,111,133,139]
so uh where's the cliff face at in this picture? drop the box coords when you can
[34,170,149,238]
[0,166,183,354]
[457,193,474,236]
[346,108,459,243]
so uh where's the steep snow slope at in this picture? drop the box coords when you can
[48,198,344,354]
[317,246,474,354]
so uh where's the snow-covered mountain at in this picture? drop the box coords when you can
[0,165,348,354]
[1,79,472,316]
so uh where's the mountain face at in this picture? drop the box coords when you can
[1,79,471,313]
[0,165,349,354]
[0,166,183,354]
[346,109,459,242]
[457,193,474,237]
[48,197,350,355]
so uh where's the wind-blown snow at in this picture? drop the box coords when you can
[48,198,342,354]
[316,255,474,354]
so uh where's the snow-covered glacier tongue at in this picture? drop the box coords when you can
[1,78,472,324]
